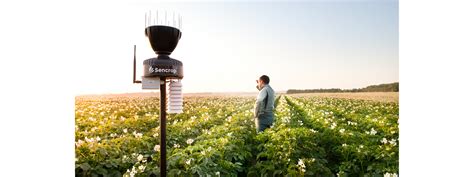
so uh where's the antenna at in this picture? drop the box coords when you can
[133,45,141,83]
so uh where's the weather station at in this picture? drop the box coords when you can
[132,10,183,177]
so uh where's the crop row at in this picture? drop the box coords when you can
[286,96,399,176]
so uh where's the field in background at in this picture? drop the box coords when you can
[287,92,398,103]
[77,92,397,102]
[75,93,399,176]
[77,92,260,98]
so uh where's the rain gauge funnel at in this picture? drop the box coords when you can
[143,25,183,79]
[132,10,184,177]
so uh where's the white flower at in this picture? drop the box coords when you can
[381,138,388,144]
[389,139,397,146]
[297,159,306,172]
[185,159,191,165]
[133,131,143,138]
[153,133,159,138]
[298,159,305,168]
[75,140,84,147]
[85,137,94,143]
[130,166,137,176]
[137,154,143,161]
[339,129,345,134]
[216,171,220,176]
[96,136,101,142]
[360,145,364,148]
[154,145,160,152]
[138,165,146,171]
[370,128,377,135]
[174,144,180,148]
[310,129,317,133]
[384,173,398,177]
[342,143,347,147]
[186,139,194,145]
[123,128,128,133]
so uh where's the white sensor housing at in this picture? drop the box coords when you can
[167,80,183,114]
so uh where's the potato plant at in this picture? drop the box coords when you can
[75,95,398,176]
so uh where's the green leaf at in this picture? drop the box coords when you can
[80,163,91,171]
[273,170,283,176]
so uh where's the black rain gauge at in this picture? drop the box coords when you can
[132,10,183,177]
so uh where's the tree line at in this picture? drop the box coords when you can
[287,82,399,94]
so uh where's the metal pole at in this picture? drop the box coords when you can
[159,77,167,177]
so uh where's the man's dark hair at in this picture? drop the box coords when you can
[259,75,270,84]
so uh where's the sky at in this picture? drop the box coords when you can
[64,0,398,95]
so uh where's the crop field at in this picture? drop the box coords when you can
[75,94,399,177]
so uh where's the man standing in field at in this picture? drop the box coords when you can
[254,75,275,133]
